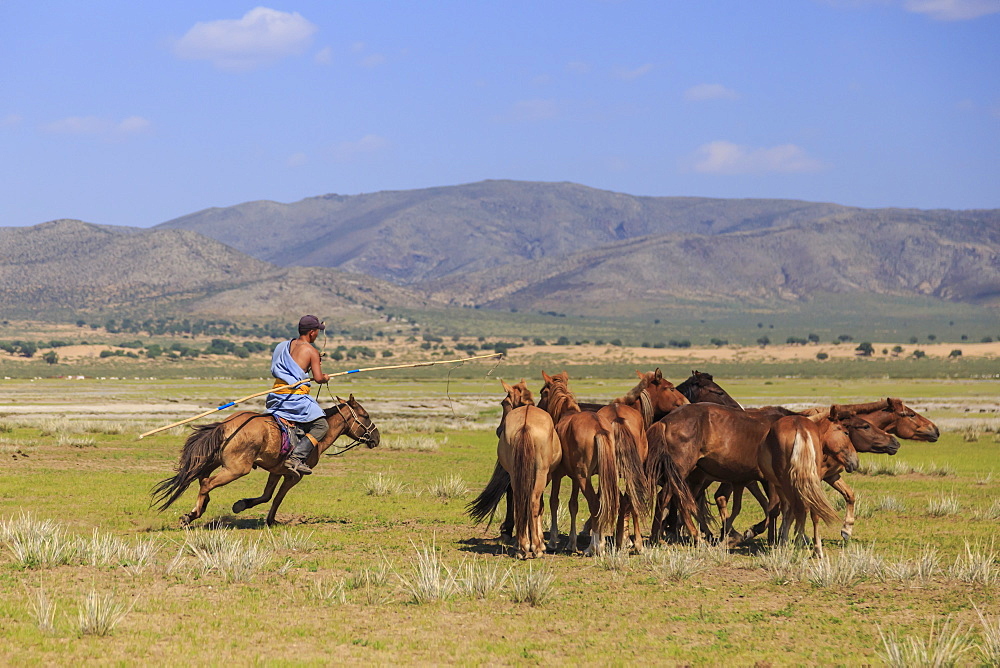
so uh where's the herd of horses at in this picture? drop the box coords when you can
[149,368,938,562]
[467,370,940,560]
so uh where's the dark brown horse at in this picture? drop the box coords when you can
[646,402,787,544]
[152,396,379,526]
[675,370,743,409]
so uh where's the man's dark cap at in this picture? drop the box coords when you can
[298,315,326,333]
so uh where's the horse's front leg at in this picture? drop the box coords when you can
[233,473,281,514]
[825,474,855,541]
[265,474,302,526]
[567,479,581,553]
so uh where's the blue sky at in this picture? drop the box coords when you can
[2,1,998,228]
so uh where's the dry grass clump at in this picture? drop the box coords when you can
[362,473,407,497]
[457,558,511,599]
[975,604,1000,666]
[182,528,271,582]
[595,545,633,573]
[508,564,556,607]
[643,545,710,582]
[428,474,469,500]
[265,528,316,552]
[394,540,458,604]
[56,434,96,448]
[947,542,999,586]
[753,544,809,585]
[77,589,135,637]
[805,544,884,587]
[380,434,443,452]
[78,529,161,571]
[927,494,961,517]
[26,585,57,633]
[0,512,78,568]
[878,618,973,668]
[884,547,941,584]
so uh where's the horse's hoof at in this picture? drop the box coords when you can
[179,514,192,528]
[841,531,851,543]
[232,500,247,514]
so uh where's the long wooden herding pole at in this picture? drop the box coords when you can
[138,352,503,439]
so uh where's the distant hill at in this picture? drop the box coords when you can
[157,180,1000,311]
[0,219,427,320]
[3,183,997,322]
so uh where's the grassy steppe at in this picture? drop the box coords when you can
[0,376,998,664]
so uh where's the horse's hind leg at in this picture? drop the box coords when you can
[233,473,281,514]
[181,466,249,526]
[500,486,514,540]
[547,475,562,552]
[265,475,302,526]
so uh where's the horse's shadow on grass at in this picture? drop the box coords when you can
[152,514,353,532]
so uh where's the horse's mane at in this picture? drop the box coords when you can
[830,399,890,414]
[546,379,580,421]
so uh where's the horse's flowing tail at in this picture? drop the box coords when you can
[611,418,650,523]
[509,427,536,544]
[593,429,620,536]
[466,460,511,527]
[151,422,226,511]
[787,429,840,530]
[646,426,699,539]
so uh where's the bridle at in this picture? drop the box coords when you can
[325,397,378,456]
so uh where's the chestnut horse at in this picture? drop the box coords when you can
[538,371,623,556]
[752,397,934,541]
[496,379,562,559]
[152,395,380,527]
[758,412,856,558]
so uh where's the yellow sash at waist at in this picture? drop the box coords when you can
[271,379,310,394]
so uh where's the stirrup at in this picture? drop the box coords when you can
[285,458,312,476]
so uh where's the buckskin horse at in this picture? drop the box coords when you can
[466,379,535,540]
[152,395,379,527]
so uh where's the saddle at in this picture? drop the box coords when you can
[272,415,298,458]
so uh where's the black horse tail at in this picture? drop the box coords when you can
[466,459,511,527]
[151,422,226,511]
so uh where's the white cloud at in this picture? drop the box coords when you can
[692,141,824,174]
[286,152,308,168]
[42,115,151,138]
[903,0,1000,19]
[173,7,318,71]
[314,46,333,65]
[614,63,654,81]
[684,83,740,102]
[359,53,386,68]
[2,114,23,127]
[331,134,389,162]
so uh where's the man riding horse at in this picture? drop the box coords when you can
[266,315,332,477]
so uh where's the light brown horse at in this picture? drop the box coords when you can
[538,371,624,556]
[467,379,535,539]
[758,405,876,558]
[758,413,852,559]
[495,380,562,559]
[579,368,690,427]
[598,402,652,551]
[152,396,379,527]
